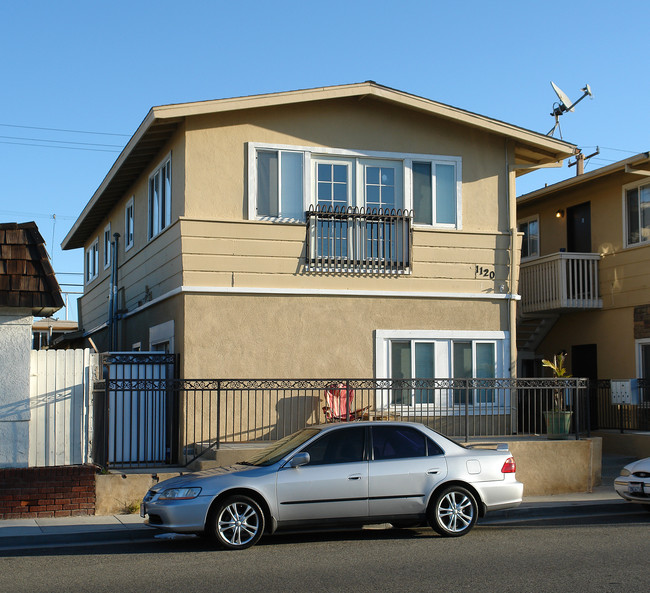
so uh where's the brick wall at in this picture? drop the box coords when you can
[0,465,96,519]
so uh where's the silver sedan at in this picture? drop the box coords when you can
[141,422,523,549]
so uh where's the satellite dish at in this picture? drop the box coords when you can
[551,82,574,113]
[547,82,593,137]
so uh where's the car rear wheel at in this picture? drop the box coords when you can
[209,495,265,550]
[428,486,477,537]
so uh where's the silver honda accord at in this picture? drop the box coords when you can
[141,422,523,549]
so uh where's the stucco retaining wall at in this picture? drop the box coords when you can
[94,438,603,515]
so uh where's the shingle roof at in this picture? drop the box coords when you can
[0,222,64,316]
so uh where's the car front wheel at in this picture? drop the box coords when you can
[428,486,478,537]
[209,495,265,550]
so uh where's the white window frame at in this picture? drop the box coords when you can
[148,153,172,240]
[518,215,540,261]
[247,142,462,228]
[85,238,99,284]
[124,196,134,251]
[623,179,650,248]
[375,329,508,412]
[636,338,650,378]
[103,223,111,270]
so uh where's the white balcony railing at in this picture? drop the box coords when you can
[520,252,602,314]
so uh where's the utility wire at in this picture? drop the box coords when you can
[0,122,130,137]
[0,140,121,153]
[0,134,124,148]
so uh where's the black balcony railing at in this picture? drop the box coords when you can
[306,205,412,273]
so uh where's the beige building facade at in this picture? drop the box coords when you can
[517,152,650,380]
[63,83,574,388]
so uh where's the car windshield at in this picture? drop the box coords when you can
[242,428,321,466]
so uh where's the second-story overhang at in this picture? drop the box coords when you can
[518,152,650,206]
[62,82,576,250]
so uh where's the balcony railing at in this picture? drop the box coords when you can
[520,252,602,314]
[306,205,412,274]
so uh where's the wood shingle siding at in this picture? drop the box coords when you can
[0,222,64,316]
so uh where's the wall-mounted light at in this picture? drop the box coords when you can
[555,209,565,219]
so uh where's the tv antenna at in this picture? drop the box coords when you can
[547,82,593,138]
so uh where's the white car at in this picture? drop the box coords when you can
[141,422,523,549]
[614,457,650,511]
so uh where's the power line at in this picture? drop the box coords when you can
[0,134,124,148]
[0,140,121,153]
[0,122,130,137]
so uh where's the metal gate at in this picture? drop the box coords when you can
[98,352,178,468]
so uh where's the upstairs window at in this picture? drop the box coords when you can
[518,216,539,259]
[124,197,134,251]
[103,223,111,269]
[148,155,172,240]
[625,182,650,247]
[256,150,304,220]
[85,238,98,284]
[248,143,460,227]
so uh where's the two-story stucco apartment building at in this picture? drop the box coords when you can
[63,83,575,394]
[517,152,650,382]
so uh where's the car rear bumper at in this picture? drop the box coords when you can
[475,479,524,512]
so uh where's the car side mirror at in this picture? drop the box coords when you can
[289,452,310,468]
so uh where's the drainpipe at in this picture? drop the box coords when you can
[109,233,120,351]
[505,141,517,378]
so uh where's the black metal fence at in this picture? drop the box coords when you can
[593,379,650,433]
[97,376,650,468]
[99,377,589,467]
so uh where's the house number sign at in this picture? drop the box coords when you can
[475,265,495,280]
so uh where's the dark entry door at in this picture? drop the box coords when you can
[567,202,591,253]
[571,344,598,430]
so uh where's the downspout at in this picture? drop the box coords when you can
[505,141,517,378]
[109,233,120,351]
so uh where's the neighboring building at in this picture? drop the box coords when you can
[0,222,63,467]
[32,318,78,349]
[517,152,650,381]
[62,82,574,396]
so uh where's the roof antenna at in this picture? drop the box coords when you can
[547,82,593,138]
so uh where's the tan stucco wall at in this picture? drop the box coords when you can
[184,97,510,233]
[182,292,507,378]
[509,438,601,496]
[536,308,636,378]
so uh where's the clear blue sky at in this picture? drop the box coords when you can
[2,0,648,321]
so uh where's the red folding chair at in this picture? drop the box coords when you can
[323,383,369,422]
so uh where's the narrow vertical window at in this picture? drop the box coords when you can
[103,224,111,269]
[125,197,134,251]
[148,155,172,239]
[413,162,432,224]
[85,239,98,283]
[435,163,456,225]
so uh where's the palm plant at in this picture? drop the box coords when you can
[542,352,572,411]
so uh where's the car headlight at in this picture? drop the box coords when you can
[620,468,631,477]
[159,487,202,500]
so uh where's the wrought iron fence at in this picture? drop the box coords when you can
[95,377,588,467]
[594,379,650,432]
[306,205,412,274]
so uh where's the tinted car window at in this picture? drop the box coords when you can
[372,426,442,460]
[302,426,365,465]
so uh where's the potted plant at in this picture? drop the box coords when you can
[541,352,573,439]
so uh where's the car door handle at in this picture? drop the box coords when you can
[348,474,362,480]
[427,469,440,475]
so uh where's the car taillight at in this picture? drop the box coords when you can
[501,457,516,473]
